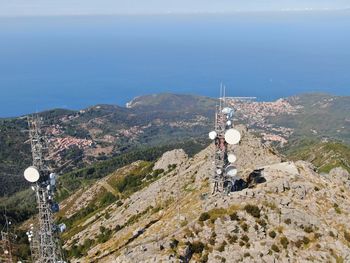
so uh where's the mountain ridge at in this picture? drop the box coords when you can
[57,125,350,262]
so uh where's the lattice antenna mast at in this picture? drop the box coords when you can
[25,115,65,263]
[0,208,13,263]
[209,86,241,194]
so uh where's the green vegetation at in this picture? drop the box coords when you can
[285,140,350,173]
[226,234,238,244]
[271,244,280,253]
[269,231,277,239]
[333,203,342,214]
[244,204,261,218]
[240,222,249,232]
[189,241,205,254]
[280,236,289,249]
[199,212,210,222]
[217,241,227,252]
[229,212,239,221]
[57,140,207,202]
[344,231,350,242]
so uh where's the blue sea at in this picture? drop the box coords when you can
[0,11,350,117]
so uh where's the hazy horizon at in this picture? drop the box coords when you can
[1,0,349,17]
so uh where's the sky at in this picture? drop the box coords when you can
[0,0,349,17]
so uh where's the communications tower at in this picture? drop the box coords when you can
[0,210,13,263]
[24,115,65,263]
[209,86,241,194]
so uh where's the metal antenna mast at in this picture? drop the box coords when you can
[0,209,13,263]
[25,115,65,263]
[209,86,241,194]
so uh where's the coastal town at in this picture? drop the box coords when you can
[227,98,302,145]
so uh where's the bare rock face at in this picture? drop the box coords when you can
[153,149,188,171]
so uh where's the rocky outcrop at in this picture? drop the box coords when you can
[153,149,188,171]
[62,129,350,263]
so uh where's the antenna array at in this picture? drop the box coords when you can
[24,115,66,263]
[209,85,241,194]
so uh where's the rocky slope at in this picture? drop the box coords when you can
[59,126,350,262]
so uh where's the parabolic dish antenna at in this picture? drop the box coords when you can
[222,107,234,115]
[225,165,238,177]
[209,131,217,140]
[226,120,232,127]
[227,153,237,163]
[24,166,40,183]
[225,129,241,145]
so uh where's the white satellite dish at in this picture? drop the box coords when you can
[224,129,241,145]
[225,165,238,177]
[24,166,40,183]
[216,169,222,175]
[209,131,217,140]
[226,120,232,127]
[222,107,234,115]
[228,153,237,163]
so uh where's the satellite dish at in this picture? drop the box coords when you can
[58,223,67,233]
[224,129,241,145]
[24,166,40,183]
[216,169,222,175]
[226,120,232,127]
[225,165,238,177]
[228,153,237,163]
[222,107,234,115]
[209,131,217,140]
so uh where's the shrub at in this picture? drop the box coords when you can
[239,241,245,247]
[227,234,238,244]
[115,224,123,232]
[244,252,251,258]
[344,231,350,242]
[241,222,249,232]
[153,169,164,177]
[269,231,277,239]
[200,253,209,263]
[333,203,342,214]
[217,241,227,252]
[284,218,292,225]
[199,212,210,222]
[329,231,335,238]
[280,236,289,249]
[295,240,303,248]
[257,219,267,228]
[271,244,280,253]
[244,204,261,218]
[304,225,313,233]
[190,241,205,254]
[230,212,239,221]
[209,231,216,246]
[170,238,179,249]
[100,192,118,207]
[241,235,249,243]
[302,236,310,245]
[97,228,112,243]
[314,232,322,239]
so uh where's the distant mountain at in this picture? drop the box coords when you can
[284,140,350,173]
[272,93,350,144]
